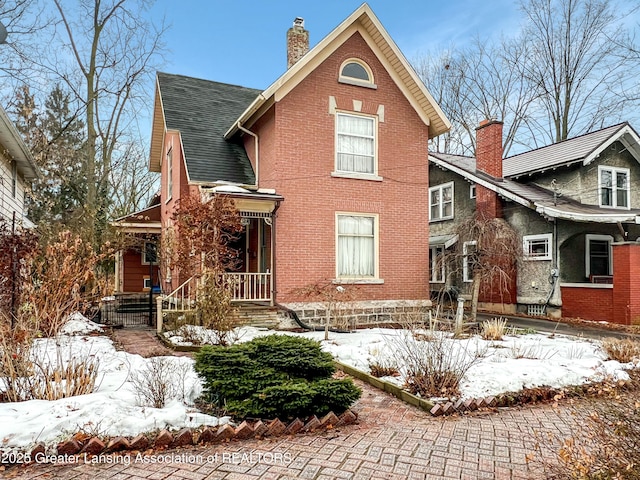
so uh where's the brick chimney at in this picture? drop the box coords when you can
[287,17,309,69]
[475,119,504,218]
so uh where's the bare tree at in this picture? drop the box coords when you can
[455,213,520,322]
[27,0,167,245]
[417,0,639,153]
[416,37,537,156]
[519,0,635,144]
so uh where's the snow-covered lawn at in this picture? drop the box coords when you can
[2,317,635,454]
[0,316,228,452]
[166,325,636,400]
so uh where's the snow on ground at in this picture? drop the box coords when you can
[0,315,228,452]
[165,325,636,400]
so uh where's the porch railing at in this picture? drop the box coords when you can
[225,272,272,302]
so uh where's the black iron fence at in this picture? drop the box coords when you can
[100,293,157,328]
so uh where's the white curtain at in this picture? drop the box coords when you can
[337,115,374,174]
[338,215,374,277]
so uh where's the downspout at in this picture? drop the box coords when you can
[545,218,559,310]
[236,122,259,187]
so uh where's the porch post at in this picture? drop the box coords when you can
[270,214,276,306]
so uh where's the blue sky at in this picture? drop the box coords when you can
[149,0,522,90]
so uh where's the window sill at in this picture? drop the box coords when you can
[338,77,377,89]
[429,216,454,223]
[332,171,383,182]
[523,257,552,261]
[333,278,384,285]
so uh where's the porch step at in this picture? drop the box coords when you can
[232,305,280,329]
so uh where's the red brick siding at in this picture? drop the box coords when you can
[560,285,614,322]
[612,243,640,325]
[256,32,430,302]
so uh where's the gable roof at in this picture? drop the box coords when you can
[0,105,38,180]
[429,149,640,224]
[503,123,640,178]
[149,73,260,185]
[224,3,450,140]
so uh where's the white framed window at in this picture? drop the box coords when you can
[338,59,376,88]
[166,147,173,202]
[470,184,476,199]
[429,182,454,221]
[430,245,445,283]
[143,277,152,290]
[142,241,157,265]
[523,233,552,261]
[336,213,378,280]
[335,112,377,177]
[598,166,629,209]
[463,241,477,283]
[585,234,613,277]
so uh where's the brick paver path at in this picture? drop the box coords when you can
[3,328,583,479]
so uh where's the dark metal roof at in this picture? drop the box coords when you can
[503,123,628,178]
[157,72,261,185]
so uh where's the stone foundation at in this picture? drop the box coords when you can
[278,299,432,329]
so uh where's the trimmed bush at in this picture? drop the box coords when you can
[194,334,361,420]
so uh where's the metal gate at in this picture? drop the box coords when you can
[100,293,156,328]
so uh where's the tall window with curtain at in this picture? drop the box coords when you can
[336,113,376,175]
[337,214,376,278]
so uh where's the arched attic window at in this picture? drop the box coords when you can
[339,59,376,89]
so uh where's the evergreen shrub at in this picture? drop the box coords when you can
[194,334,361,419]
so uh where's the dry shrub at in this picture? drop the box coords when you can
[292,280,360,331]
[602,337,640,363]
[197,273,239,346]
[129,356,190,408]
[386,320,486,398]
[532,389,640,479]
[481,317,508,340]
[0,322,99,402]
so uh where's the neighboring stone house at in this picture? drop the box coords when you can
[122,4,452,327]
[429,120,640,324]
[0,104,38,227]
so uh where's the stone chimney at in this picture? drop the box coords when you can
[287,17,309,69]
[475,119,504,218]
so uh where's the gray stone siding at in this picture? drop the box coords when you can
[278,299,432,329]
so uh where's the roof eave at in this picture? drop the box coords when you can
[225,4,450,140]
[0,106,40,180]
[149,76,167,173]
[535,204,640,223]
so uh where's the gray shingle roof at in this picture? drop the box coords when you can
[503,123,628,178]
[157,72,261,185]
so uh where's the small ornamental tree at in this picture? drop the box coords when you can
[455,212,520,322]
[164,192,243,339]
[195,335,361,420]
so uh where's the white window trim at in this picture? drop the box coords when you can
[166,147,173,203]
[335,212,380,283]
[598,165,630,210]
[141,241,157,265]
[463,240,477,283]
[523,233,552,261]
[338,58,377,89]
[143,277,152,290]
[430,245,445,283]
[429,182,454,222]
[585,234,613,277]
[469,184,476,199]
[333,112,379,180]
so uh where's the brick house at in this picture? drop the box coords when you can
[125,4,451,325]
[0,104,38,227]
[429,120,640,324]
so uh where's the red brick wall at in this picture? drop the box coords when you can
[256,32,431,302]
[475,120,503,219]
[560,285,614,322]
[612,243,640,325]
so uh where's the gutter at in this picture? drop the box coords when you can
[236,122,259,187]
